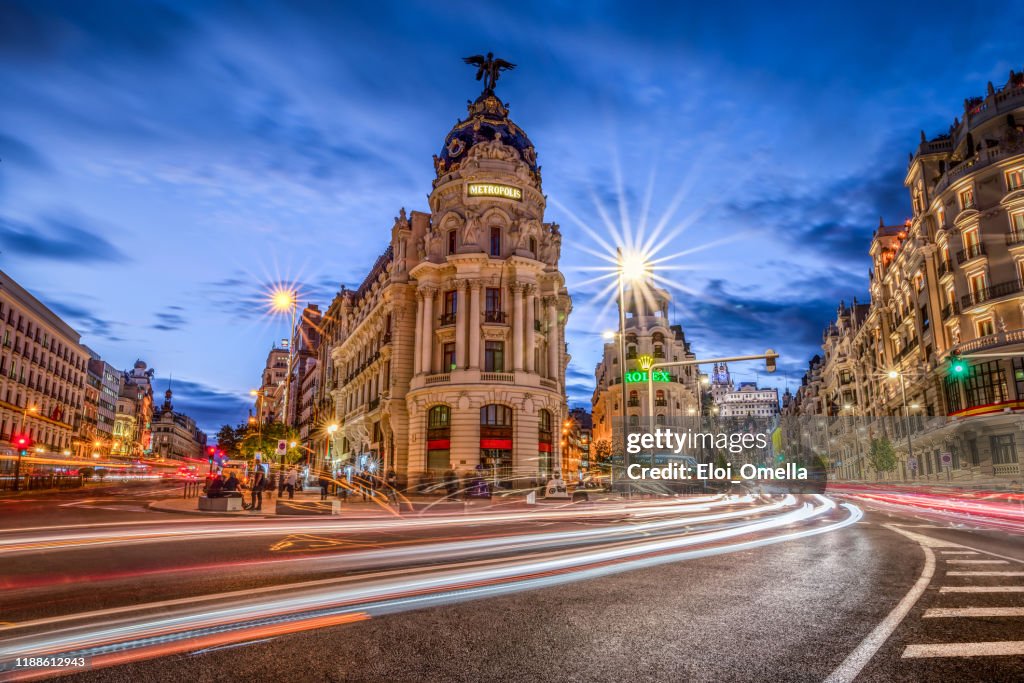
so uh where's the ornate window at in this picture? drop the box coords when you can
[428,405,450,429]
[489,227,501,257]
[481,404,512,427]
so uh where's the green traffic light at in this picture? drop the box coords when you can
[951,358,966,375]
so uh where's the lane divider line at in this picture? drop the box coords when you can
[903,641,1024,658]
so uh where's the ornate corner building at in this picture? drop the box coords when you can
[308,74,572,485]
[785,69,1024,483]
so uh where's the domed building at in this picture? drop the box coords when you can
[312,61,572,486]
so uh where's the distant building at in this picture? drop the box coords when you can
[715,381,781,418]
[564,407,593,477]
[112,360,155,457]
[150,385,207,461]
[256,345,289,424]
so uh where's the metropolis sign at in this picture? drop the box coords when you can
[624,370,670,383]
[467,183,523,200]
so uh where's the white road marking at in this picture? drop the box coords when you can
[946,559,1010,565]
[823,525,935,683]
[947,571,1024,577]
[940,586,1024,593]
[925,607,1024,618]
[903,641,1024,658]
[940,551,978,555]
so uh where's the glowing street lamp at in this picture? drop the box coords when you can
[616,247,651,480]
[268,286,299,429]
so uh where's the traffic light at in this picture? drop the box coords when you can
[13,433,33,456]
[949,354,967,377]
[765,349,778,374]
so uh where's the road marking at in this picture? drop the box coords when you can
[925,607,1024,618]
[947,571,1024,576]
[903,641,1024,658]
[940,586,1024,593]
[824,525,935,683]
[946,559,1010,565]
[940,551,978,555]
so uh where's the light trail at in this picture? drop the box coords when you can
[0,495,735,556]
[0,496,860,679]
[834,490,1024,534]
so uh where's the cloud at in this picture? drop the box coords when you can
[45,299,124,343]
[156,376,251,435]
[0,213,127,263]
[152,305,187,331]
[0,133,50,172]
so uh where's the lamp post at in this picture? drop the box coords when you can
[615,248,651,486]
[270,288,298,429]
[887,369,915,479]
[18,404,37,434]
[326,423,339,476]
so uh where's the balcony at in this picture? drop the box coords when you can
[480,372,514,383]
[424,373,450,385]
[1008,232,1024,247]
[483,310,507,324]
[961,279,1023,309]
[941,301,960,319]
[367,397,380,411]
[937,259,953,278]
[655,398,668,407]
[627,398,640,407]
[956,243,986,264]
[439,312,456,327]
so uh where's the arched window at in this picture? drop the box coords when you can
[481,404,512,427]
[628,415,639,427]
[627,344,637,359]
[656,414,666,425]
[653,344,664,358]
[539,409,552,434]
[652,332,664,343]
[428,405,450,429]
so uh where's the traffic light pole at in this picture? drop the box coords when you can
[13,450,23,492]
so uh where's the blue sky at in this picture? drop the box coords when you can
[2,1,1022,434]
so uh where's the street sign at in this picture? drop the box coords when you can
[940,452,953,468]
[908,456,918,472]
[276,440,288,456]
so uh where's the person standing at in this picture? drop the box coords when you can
[284,467,298,499]
[249,466,266,511]
[444,467,460,500]
[317,472,330,501]
[385,468,399,505]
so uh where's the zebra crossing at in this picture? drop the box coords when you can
[898,538,1024,672]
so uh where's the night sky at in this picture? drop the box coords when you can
[2,1,1022,434]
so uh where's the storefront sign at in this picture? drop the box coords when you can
[624,370,670,383]
[467,183,522,200]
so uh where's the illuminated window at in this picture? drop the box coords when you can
[959,187,975,210]
[484,341,504,372]
[442,342,456,371]
[441,290,457,325]
[1012,212,1024,235]
[976,318,995,337]
[1007,167,1024,191]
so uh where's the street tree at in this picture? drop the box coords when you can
[867,436,898,479]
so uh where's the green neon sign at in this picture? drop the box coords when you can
[624,370,670,383]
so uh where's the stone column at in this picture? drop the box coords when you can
[546,296,559,380]
[525,285,537,373]
[512,283,524,371]
[455,280,467,370]
[413,291,423,375]
[469,282,482,369]
[421,287,434,374]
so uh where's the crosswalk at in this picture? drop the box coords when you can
[899,541,1024,670]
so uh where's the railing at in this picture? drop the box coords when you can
[627,398,640,407]
[937,259,953,278]
[183,480,203,498]
[484,311,507,324]
[1008,232,1024,247]
[952,327,1024,354]
[424,373,450,385]
[994,463,1021,476]
[655,398,668,407]
[653,350,665,358]
[956,243,985,264]
[480,372,514,383]
[941,301,960,319]
[368,397,380,411]
[961,279,1023,309]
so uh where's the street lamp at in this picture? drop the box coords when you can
[18,405,38,434]
[326,423,339,474]
[269,286,298,429]
[616,247,650,483]
[887,369,915,479]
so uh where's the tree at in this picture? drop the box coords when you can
[238,421,302,465]
[867,436,898,479]
[214,424,245,457]
[593,439,612,464]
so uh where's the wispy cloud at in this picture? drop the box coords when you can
[0,213,126,263]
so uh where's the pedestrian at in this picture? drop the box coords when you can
[205,472,225,498]
[249,466,265,511]
[284,467,297,499]
[444,467,460,500]
[223,471,241,497]
[355,468,370,502]
[265,471,276,500]
[385,468,399,505]
[318,472,330,501]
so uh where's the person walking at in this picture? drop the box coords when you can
[355,468,370,502]
[317,472,330,501]
[249,466,266,511]
[385,468,399,505]
[284,467,297,500]
[444,467,460,500]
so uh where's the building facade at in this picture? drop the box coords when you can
[255,346,289,424]
[312,78,572,485]
[791,69,1024,483]
[151,386,208,461]
[0,269,88,453]
[111,360,154,457]
[591,286,701,453]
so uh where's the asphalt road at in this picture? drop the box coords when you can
[0,484,1021,682]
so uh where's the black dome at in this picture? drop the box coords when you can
[435,91,538,179]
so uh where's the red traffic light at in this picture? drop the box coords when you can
[208,446,216,455]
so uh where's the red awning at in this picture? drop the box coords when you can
[480,438,513,450]
[538,442,552,452]
[427,439,451,450]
